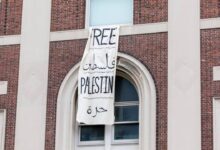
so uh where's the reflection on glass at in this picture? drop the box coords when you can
[115,76,138,102]
[80,125,104,141]
[115,106,139,122]
[114,124,139,140]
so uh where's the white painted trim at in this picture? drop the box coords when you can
[14,0,52,150]
[0,109,6,150]
[213,66,220,81]
[50,29,89,41]
[0,35,20,46]
[50,23,168,41]
[0,18,219,46]
[201,18,220,29]
[213,97,220,150]
[85,0,90,28]
[120,22,167,36]
[55,52,156,150]
[168,0,201,149]
[0,18,218,46]
[0,81,8,95]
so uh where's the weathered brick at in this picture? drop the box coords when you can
[201,29,220,150]
[0,0,23,35]
[201,0,220,19]
[0,45,20,150]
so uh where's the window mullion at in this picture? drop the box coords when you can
[105,125,112,150]
[114,101,139,106]
[114,121,139,124]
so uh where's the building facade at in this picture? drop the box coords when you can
[0,0,219,150]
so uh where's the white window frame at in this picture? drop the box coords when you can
[77,73,140,146]
[85,0,133,28]
[112,73,139,144]
[55,52,156,150]
[0,109,6,150]
[213,97,220,150]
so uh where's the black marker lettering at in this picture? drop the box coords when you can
[109,28,116,45]
[93,29,102,46]
[101,28,110,45]
[80,77,85,94]
[108,76,113,93]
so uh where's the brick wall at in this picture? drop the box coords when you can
[134,0,168,24]
[201,29,220,150]
[45,33,168,150]
[201,0,220,19]
[0,45,20,150]
[50,0,168,32]
[0,0,23,35]
[50,0,86,31]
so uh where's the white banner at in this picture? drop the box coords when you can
[77,26,120,125]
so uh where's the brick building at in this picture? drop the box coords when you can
[0,0,219,150]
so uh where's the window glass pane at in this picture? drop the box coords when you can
[115,106,139,122]
[90,0,133,26]
[115,76,138,102]
[114,123,139,140]
[80,125,104,141]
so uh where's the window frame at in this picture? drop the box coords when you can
[112,73,139,144]
[85,0,134,28]
[55,52,156,150]
[77,74,140,146]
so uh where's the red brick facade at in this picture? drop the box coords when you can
[45,33,168,150]
[134,0,168,24]
[0,0,23,35]
[50,0,86,31]
[0,0,219,150]
[201,0,220,19]
[50,0,168,31]
[0,45,20,150]
[201,29,220,150]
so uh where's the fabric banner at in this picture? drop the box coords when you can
[77,26,120,125]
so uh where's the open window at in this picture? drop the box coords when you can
[55,53,156,150]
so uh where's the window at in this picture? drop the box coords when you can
[55,53,156,150]
[114,76,139,142]
[86,0,133,27]
[78,75,139,146]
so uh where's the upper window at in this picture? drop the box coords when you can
[87,0,133,27]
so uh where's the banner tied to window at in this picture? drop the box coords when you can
[77,26,120,125]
